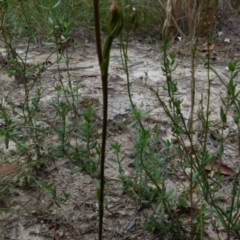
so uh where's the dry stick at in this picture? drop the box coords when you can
[93,0,103,66]
[48,66,94,72]
[189,42,197,240]
[158,0,185,38]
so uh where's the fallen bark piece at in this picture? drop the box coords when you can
[0,163,19,176]
[205,162,235,177]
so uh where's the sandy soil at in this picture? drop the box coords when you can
[0,32,240,239]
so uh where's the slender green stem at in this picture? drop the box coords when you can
[93,2,123,239]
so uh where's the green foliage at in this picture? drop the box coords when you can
[50,96,100,176]
[0,1,240,239]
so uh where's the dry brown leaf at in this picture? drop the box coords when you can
[197,43,215,52]
[0,163,19,176]
[205,162,235,176]
[207,43,215,51]
[181,217,191,225]
[210,170,215,178]
[53,231,60,240]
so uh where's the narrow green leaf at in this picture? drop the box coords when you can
[231,225,240,230]
[155,202,162,214]
[89,141,97,150]
[48,16,53,25]
[220,106,227,123]
[218,143,224,156]
[228,61,236,72]
[5,135,9,149]
[53,0,61,9]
